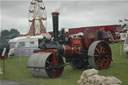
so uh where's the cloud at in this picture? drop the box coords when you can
[1,0,128,33]
[46,0,128,31]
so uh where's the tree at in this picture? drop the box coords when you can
[1,28,20,39]
[1,30,10,39]
[9,29,20,39]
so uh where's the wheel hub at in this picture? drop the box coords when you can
[100,53,105,59]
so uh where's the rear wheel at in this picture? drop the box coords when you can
[88,41,112,70]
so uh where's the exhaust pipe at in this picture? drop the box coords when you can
[52,12,59,41]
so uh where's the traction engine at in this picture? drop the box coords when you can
[27,12,112,78]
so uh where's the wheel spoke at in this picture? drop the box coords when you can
[99,44,103,52]
[102,48,106,54]
[96,48,101,54]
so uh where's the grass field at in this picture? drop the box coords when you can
[0,42,128,85]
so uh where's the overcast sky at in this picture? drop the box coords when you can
[0,0,128,34]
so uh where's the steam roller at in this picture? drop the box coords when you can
[27,12,112,78]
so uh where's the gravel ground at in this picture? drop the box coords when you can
[0,80,36,85]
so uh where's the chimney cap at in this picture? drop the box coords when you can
[52,12,59,16]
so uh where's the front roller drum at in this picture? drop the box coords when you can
[27,53,64,78]
[88,41,112,70]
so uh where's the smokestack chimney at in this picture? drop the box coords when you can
[52,12,59,41]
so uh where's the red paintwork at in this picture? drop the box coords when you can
[63,45,74,56]
[83,28,99,48]
[68,25,121,35]
[34,49,58,64]
[48,25,121,43]
[63,37,83,56]
[49,25,121,36]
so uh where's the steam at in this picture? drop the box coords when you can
[55,6,64,13]
[53,1,80,13]
[54,4,65,13]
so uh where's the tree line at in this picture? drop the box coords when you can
[1,28,20,39]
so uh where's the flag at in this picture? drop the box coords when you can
[124,19,128,21]
[119,20,123,22]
